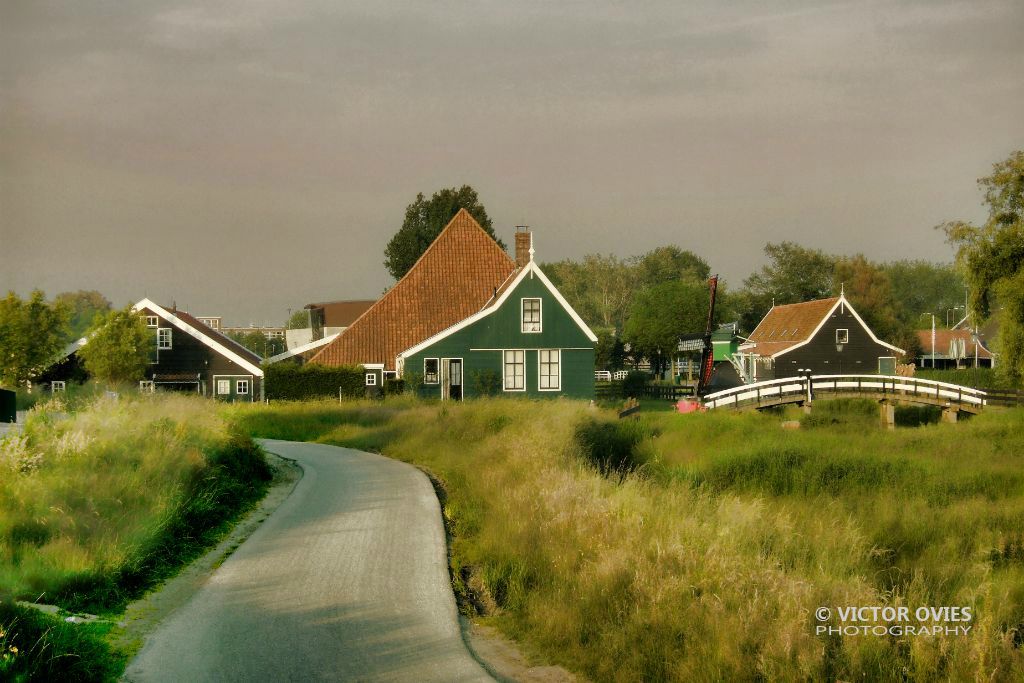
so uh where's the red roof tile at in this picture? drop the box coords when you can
[745,298,840,356]
[310,209,515,370]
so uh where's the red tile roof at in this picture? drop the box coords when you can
[915,329,993,359]
[310,209,516,370]
[745,297,840,356]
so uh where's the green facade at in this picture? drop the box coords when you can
[401,271,595,400]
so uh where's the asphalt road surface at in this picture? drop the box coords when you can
[125,439,493,682]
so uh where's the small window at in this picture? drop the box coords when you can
[139,380,155,394]
[50,381,66,393]
[521,298,542,333]
[424,358,439,384]
[504,350,525,391]
[145,316,159,328]
[539,349,560,391]
[365,373,377,386]
[217,379,231,395]
[236,379,249,395]
[836,329,849,344]
[383,371,397,379]
[158,327,173,349]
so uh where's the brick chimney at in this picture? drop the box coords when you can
[515,228,532,268]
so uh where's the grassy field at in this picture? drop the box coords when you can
[0,394,271,681]
[233,397,1024,681]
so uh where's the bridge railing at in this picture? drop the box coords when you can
[703,374,988,410]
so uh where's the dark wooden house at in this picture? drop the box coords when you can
[738,294,904,381]
[133,299,264,401]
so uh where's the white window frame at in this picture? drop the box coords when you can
[236,379,250,395]
[423,358,439,384]
[145,315,159,328]
[50,380,66,393]
[365,373,377,386]
[157,327,173,349]
[216,379,231,395]
[521,298,542,333]
[538,349,561,391]
[139,380,155,394]
[503,349,526,392]
[836,328,849,344]
[383,370,397,380]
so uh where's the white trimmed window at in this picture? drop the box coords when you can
[236,379,250,395]
[836,329,849,344]
[521,298,542,333]
[157,327,173,349]
[217,379,231,395]
[503,350,525,391]
[365,373,377,386]
[423,358,439,384]
[145,315,159,328]
[539,349,561,391]
[139,380,155,394]
[51,381,66,393]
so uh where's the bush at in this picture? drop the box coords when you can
[621,370,649,398]
[470,369,501,397]
[573,417,650,476]
[265,363,365,400]
[383,378,406,396]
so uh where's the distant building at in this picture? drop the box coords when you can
[285,300,375,350]
[738,294,904,381]
[915,328,994,369]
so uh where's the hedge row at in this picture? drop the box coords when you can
[265,364,369,400]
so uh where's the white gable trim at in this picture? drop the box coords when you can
[266,333,340,364]
[133,299,264,376]
[771,294,904,358]
[397,261,598,362]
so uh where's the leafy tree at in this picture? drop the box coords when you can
[78,307,151,385]
[881,261,966,328]
[594,329,627,371]
[543,254,636,332]
[53,290,112,341]
[384,186,505,280]
[739,242,836,331]
[943,150,1024,383]
[623,280,711,376]
[227,330,285,359]
[287,309,312,329]
[0,290,70,387]
[636,246,710,288]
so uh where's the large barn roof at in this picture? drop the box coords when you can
[309,209,515,371]
[744,297,840,356]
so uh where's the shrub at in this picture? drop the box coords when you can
[265,363,365,400]
[621,370,649,398]
[470,369,501,397]
[573,417,650,476]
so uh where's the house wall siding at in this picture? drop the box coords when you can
[403,275,595,399]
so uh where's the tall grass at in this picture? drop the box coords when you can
[0,394,271,681]
[233,399,1024,681]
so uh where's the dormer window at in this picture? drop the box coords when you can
[522,298,542,333]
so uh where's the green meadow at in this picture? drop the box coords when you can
[233,397,1024,681]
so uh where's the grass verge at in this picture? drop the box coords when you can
[0,394,272,681]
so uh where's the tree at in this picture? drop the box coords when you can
[833,255,921,360]
[384,186,505,280]
[544,254,636,332]
[623,280,711,376]
[943,150,1024,383]
[227,330,285,359]
[594,329,627,371]
[739,242,836,333]
[0,290,70,387]
[635,246,710,288]
[78,307,151,385]
[881,260,965,328]
[53,290,112,341]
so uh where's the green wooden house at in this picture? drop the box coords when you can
[399,256,598,400]
[311,209,597,400]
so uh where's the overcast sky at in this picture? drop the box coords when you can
[2,1,1022,325]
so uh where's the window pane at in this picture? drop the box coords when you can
[522,299,541,332]
[504,350,525,390]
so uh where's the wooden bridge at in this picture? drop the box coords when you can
[702,374,997,424]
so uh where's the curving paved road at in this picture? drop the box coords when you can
[125,439,493,682]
